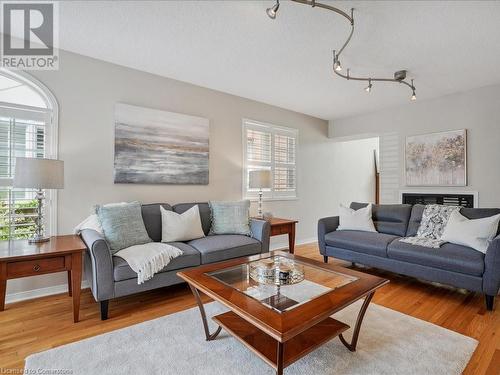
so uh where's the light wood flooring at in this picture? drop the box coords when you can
[0,243,499,374]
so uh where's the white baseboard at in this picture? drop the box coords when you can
[270,236,317,251]
[5,238,318,304]
[5,280,90,304]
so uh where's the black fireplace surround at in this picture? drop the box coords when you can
[402,192,474,208]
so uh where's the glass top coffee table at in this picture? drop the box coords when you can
[178,251,388,375]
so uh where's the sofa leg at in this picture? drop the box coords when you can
[100,300,109,320]
[323,256,328,264]
[485,295,494,311]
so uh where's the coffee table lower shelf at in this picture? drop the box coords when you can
[213,311,350,370]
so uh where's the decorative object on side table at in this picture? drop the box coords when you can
[0,235,85,322]
[405,129,466,186]
[249,169,272,218]
[13,157,64,243]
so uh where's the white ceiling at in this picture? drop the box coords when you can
[46,1,500,119]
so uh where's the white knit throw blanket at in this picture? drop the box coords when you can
[74,215,183,285]
[114,243,183,285]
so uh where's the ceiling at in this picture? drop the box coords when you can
[39,1,500,119]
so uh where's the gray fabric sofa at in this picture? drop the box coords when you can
[318,202,500,310]
[80,202,271,319]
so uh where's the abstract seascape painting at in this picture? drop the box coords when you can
[405,129,466,186]
[114,103,209,184]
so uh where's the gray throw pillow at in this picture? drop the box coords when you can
[209,200,251,236]
[96,201,152,253]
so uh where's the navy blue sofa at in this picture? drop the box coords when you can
[318,203,500,310]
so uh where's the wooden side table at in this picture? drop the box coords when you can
[267,217,298,254]
[0,235,86,323]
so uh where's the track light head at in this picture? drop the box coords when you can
[333,60,342,72]
[410,79,416,100]
[266,1,280,19]
[365,79,372,93]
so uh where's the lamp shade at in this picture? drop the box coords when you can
[13,157,64,189]
[249,170,272,189]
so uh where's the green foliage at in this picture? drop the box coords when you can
[0,199,38,241]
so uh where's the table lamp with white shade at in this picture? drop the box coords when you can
[249,169,272,219]
[13,157,64,243]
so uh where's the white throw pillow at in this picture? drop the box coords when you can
[161,205,205,242]
[441,210,500,253]
[337,204,377,232]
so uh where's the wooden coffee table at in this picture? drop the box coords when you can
[178,251,388,374]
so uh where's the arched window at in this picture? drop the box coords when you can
[0,69,58,240]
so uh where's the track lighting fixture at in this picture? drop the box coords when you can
[266,0,417,100]
[266,0,280,19]
[365,79,372,93]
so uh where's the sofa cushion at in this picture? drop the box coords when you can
[141,203,173,242]
[97,201,152,253]
[406,204,425,237]
[112,242,200,281]
[173,203,211,235]
[188,235,261,264]
[350,202,412,237]
[387,240,484,276]
[324,230,399,257]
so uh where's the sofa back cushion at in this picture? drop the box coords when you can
[407,205,500,237]
[141,203,173,242]
[173,202,212,235]
[350,202,412,237]
[406,204,425,237]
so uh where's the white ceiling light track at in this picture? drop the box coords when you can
[266,0,417,100]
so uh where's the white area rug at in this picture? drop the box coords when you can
[25,301,477,375]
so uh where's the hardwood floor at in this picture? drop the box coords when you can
[0,242,498,373]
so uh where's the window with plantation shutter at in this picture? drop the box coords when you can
[0,70,57,241]
[243,119,298,200]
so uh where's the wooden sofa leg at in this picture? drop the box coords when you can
[100,300,109,320]
[485,295,494,311]
[323,256,328,264]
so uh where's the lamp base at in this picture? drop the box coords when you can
[28,235,50,244]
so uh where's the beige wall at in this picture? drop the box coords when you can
[331,84,500,208]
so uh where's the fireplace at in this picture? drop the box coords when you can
[401,192,476,208]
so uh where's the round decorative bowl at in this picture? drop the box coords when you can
[249,257,305,286]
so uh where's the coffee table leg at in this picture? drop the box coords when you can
[339,291,375,352]
[276,342,284,375]
[188,284,222,341]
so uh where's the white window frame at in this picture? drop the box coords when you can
[0,69,59,239]
[242,118,298,201]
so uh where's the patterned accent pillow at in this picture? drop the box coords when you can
[209,200,251,236]
[96,201,152,253]
[416,204,460,239]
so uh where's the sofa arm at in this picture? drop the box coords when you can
[250,219,271,253]
[483,235,500,296]
[318,216,340,255]
[80,229,115,301]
